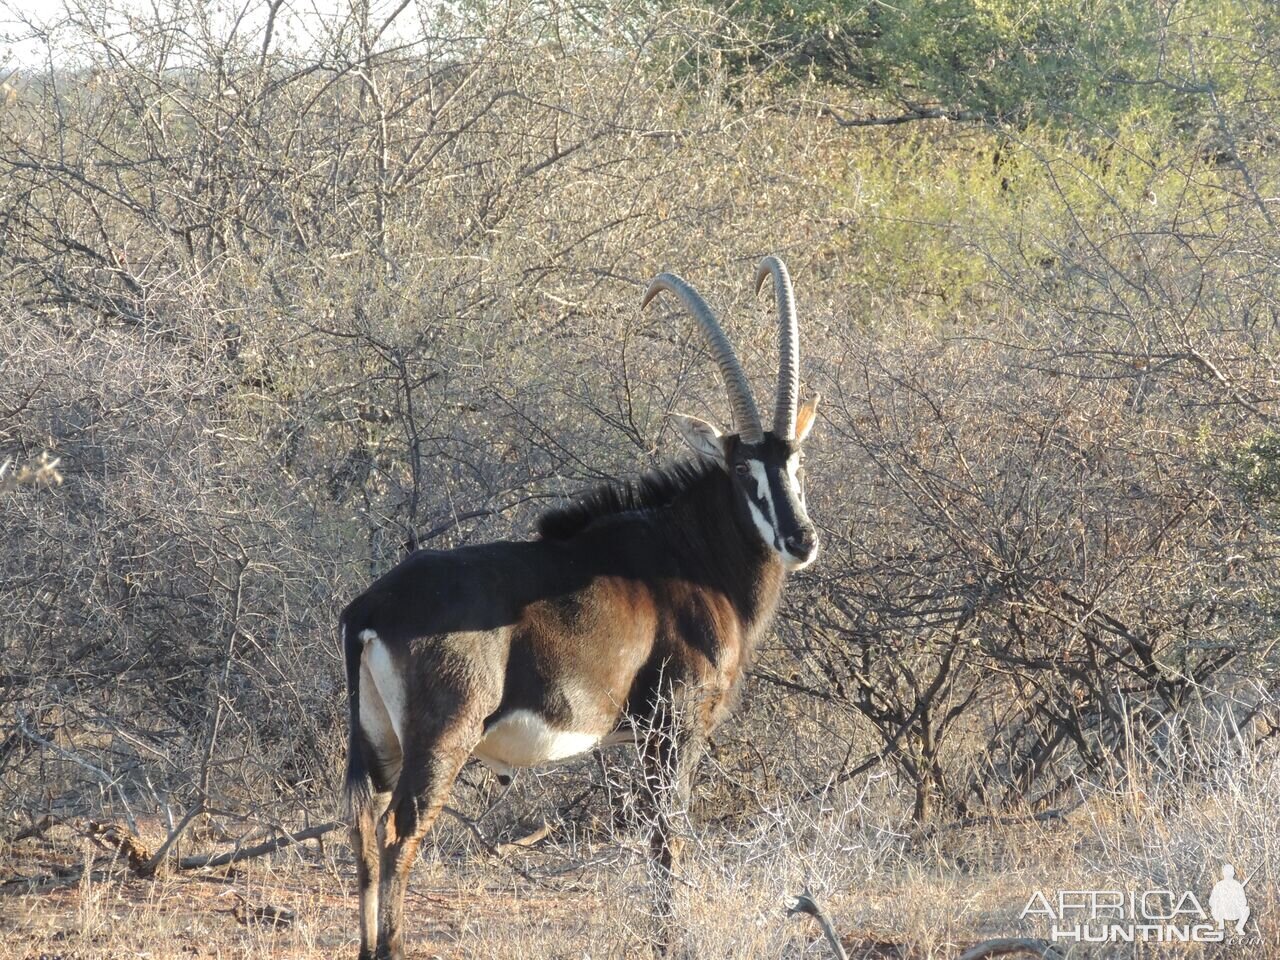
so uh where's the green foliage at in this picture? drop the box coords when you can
[688,0,1280,132]
[1215,431,1280,506]
[792,106,1241,323]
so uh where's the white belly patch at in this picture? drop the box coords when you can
[473,710,602,772]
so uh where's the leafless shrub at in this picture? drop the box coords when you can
[1,0,1278,880]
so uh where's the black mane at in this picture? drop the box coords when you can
[537,460,719,540]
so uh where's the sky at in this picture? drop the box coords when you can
[6,0,136,65]
[0,0,417,68]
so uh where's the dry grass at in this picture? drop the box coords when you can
[3,3,1280,958]
[4,746,1276,959]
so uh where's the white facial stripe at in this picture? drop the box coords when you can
[747,460,780,547]
[746,499,775,548]
[785,454,803,503]
[748,461,772,507]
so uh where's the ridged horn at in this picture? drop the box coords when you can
[753,255,799,439]
[643,273,764,443]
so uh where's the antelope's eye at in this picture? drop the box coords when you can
[734,462,750,476]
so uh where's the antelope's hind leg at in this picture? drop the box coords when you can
[350,787,390,960]
[374,718,479,960]
[350,658,401,960]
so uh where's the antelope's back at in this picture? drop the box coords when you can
[341,539,575,643]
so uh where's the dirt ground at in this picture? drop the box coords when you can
[2,806,1274,960]
[1,816,630,959]
[0,814,946,959]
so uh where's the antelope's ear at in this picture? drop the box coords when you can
[795,394,820,443]
[672,413,726,466]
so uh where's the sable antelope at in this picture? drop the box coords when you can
[341,256,820,960]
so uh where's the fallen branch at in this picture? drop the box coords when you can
[85,820,153,875]
[785,891,849,960]
[228,890,296,928]
[494,821,552,859]
[436,805,543,884]
[957,938,1064,960]
[3,866,103,894]
[177,820,342,870]
[440,804,498,856]
[5,814,55,844]
[927,801,1084,837]
[143,801,206,874]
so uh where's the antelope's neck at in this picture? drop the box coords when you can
[670,469,787,644]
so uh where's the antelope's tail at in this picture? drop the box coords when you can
[341,617,374,816]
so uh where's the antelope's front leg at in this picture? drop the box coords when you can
[641,722,707,949]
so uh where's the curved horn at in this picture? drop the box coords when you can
[643,273,764,443]
[753,255,799,439]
